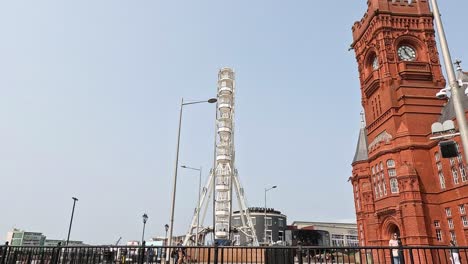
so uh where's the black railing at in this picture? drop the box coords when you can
[0,242,467,264]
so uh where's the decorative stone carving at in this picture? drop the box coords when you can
[369,130,393,149]
[427,40,439,64]
[384,36,395,62]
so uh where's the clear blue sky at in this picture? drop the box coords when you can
[0,1,466,245]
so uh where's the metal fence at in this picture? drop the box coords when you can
[0,242,467,264]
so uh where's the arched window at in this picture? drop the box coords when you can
[390,178,399,194]
[452,167,460,184]
[439,172,446,189]
[460,164,467,182]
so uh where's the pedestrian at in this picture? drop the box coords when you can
[450,240,461,264]
[389,233,400,264]
[176,240,186,264]
[171,242,180,264]
[397,236,405,264]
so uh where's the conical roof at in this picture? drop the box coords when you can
[459,71,468,83]
[353,127,369,164]
[439,71,468,122]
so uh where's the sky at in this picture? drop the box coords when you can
[0,1,467,245]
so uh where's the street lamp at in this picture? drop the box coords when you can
[430,0,468,164]
[164,224,169,245]
[66,197,78,246]
[164,224,169,263]
[181,165,202,246]
[264,186,277,245]
[168,98,217,248]
[142,213,148,245]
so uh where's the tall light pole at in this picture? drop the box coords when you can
[164,224,169,245]
[430,0,468,163]
[181,165,202,246]
[264,186,277,245]
[66,197,78,246]
[168,98,217,248]
[141,213,148,245]
[164,224,169,263]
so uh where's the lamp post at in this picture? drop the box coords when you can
[264,186,277,245]
[142,213,148,245]
[168,98,217,248]
[164,224,169,263]
[430,0,468,164]
[66,197,78,246]
[181,165,202,246]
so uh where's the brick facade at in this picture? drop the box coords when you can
[350,0,468,247]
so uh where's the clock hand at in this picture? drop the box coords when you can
[403,49,409,58]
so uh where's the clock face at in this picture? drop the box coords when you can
[397,45,416,61]
[372,56,379,70]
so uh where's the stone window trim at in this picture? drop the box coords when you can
[448,218,454,229]
[445,208,452,217]
[462,216,468,227]
[460,205,466,215]
[436,229,443,242]
[439,172,446,190]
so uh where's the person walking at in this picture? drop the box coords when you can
[450,240,461,264]
[175,240,186,264]
[389,233,401,264]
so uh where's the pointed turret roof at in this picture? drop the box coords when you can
[439,71,468,122]
[353,127,369,164]
[459,71,468,83]
[353,114,369,164]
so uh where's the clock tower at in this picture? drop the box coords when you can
[350,0,456,247]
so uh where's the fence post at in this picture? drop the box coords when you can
[220,246,224,264]
[213,242,219,264]
[206,244,211,264]
[408,248,414,264]
[139,241,146,264]
[0,242,8,264]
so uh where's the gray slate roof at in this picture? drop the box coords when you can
[439,71,468,122]
[352,127,368,164]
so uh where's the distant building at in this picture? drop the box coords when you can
[127,240,140,246]
[43,239,84,247]
[6,229,84,247]
[232,207,287,246]
[6,229,46,246]
[288,221,358,247]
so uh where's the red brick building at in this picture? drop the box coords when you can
[350,0,468,247]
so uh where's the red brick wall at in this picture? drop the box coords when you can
[351,0,468,246]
